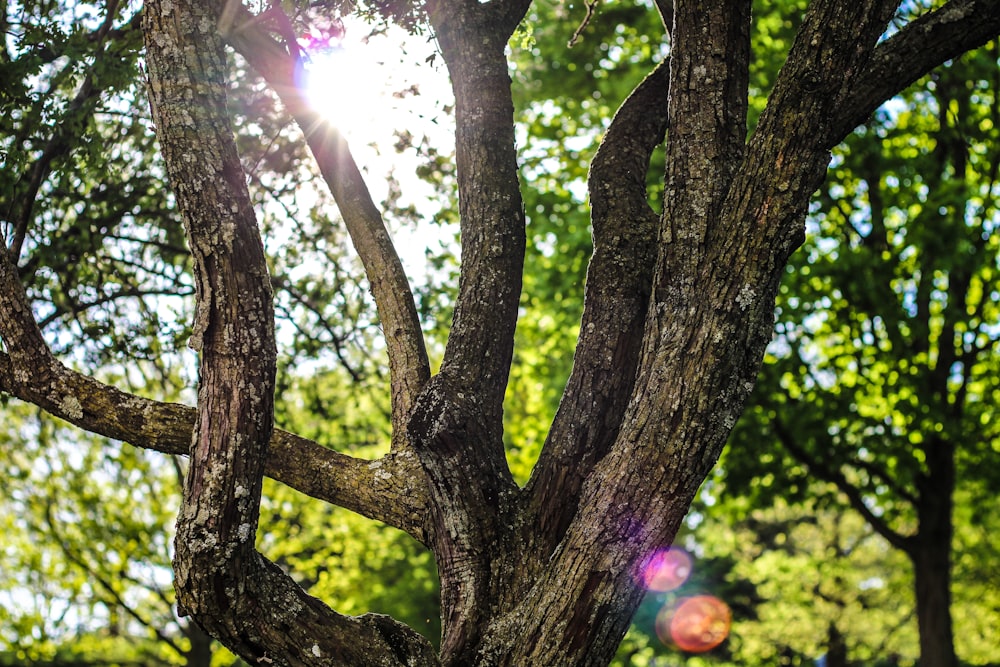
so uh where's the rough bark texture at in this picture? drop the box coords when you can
[525,58,669,557]
[219,1,430,449]
[1,0,998,665]
[142,1,438,664]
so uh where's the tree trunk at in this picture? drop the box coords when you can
[184,620,214,667]
[912,543,957,667]
[911,436,957,667]
[826,621,849,667]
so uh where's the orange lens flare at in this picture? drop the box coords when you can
[656,595,731,653]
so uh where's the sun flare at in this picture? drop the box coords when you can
[294,20,455,278]
[298,25,447,153]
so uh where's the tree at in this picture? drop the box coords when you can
[2,1,998,666]
[719,41,1000,667]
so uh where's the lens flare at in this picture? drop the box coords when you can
[639,547,693,592]
[656,595,731,653]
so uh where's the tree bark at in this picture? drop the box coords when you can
[826,622,848,667]
[184,620,214,667]
[912,543,958,667]
[218,2,430,447]
[524,58,669,582]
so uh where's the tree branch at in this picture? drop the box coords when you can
[0,235,428,542]
[220,1,429,448]
[847,453,920,506]
[424,1,526,425]
[490,0,534,35]
[771,416,915,553]
[827,0,1000,147]
[0,349,428,540]
[524,58,669,566]
[653,0,672,35]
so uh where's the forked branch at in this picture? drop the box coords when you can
[143,1,435,662]
[424,0,528,422]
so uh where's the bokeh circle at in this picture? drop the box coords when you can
[656,595,731,653]
[638,547,693,592]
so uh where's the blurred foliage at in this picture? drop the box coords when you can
[1,0,189,371]
[0,396,210,666]
[695,495,919,665]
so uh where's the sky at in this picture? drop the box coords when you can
[299,16,457,279]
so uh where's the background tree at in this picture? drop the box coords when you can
[2,1,999,666]
[694,494,920,665]
[720,40,1000,667]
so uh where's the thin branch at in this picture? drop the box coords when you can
[846,453,919,506]
[568,0,599,47]
[271,274,367,382]
[35,286,194,331]
[9,81,101,261]
[104,231,189,257]
[220,1,429,448]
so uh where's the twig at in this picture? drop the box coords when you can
[568,0,599,48]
